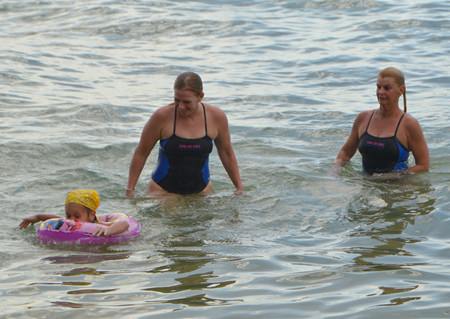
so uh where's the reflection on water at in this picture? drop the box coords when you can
[61,281,90,286]
[145,271,234,293]
[161,293,233,307]
[341,175,435,308]
[379,285,419,295]
[347,175,434,223]
[379,296,421,307]
[141,201,238,307]
[67,288,117,295]
[152,245,214,275]
[346,176,435,270]
[43,252,131,264]
[61,267,107,276]
[51,301,85,308]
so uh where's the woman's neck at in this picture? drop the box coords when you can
[378,104,402,117]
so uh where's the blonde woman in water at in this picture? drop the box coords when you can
[335,67,429,175]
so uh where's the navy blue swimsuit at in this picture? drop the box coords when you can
[152,103,213,194]
[358,111,409,174]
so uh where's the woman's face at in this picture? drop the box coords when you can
[376,76,404,107]
[65,203,94,222]
[174,89,203,117]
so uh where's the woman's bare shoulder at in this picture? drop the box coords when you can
[357,109,374,119]
[206,103,228,116]
[150,104,174,120]
[402,112,422,130]
[353,109,375,126]
[204,103,224,113]
[403,112,419,123]
[203,103,227,122]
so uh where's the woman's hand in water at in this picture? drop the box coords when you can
[126,188,135,198]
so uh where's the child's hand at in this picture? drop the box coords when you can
[19,215,39,229]
[93,225,111,236]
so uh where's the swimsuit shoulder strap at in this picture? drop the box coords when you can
[394,113,406,136]
[202,103,208,136]
[172,105,178,135]
[364,111,376,133]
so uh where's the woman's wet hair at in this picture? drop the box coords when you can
[379,67,407,112]
[174,72,203,96]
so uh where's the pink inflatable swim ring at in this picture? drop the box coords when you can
[36,213,141,245]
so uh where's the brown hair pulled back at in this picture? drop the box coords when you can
[173,72,203,96]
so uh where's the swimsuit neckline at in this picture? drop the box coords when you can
[363,132,396,139]
[161,134,212,142]
[361,132,410,151]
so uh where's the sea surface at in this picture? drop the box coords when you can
[1,1,450,318]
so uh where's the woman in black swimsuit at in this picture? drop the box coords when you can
[335,67,429,175]
[126,72,243,196]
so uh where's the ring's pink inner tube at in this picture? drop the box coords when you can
[36,214,141,245]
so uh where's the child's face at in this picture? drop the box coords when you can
[65,203,94,222]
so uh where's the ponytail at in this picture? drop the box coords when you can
[379,67,407,113]
[403,91,407,113]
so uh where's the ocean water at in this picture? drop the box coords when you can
[1,0,450,318]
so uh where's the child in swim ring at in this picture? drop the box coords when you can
[19,189,130,236]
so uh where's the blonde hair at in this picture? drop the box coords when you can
[173,72,203,96]
[378,67,407,112]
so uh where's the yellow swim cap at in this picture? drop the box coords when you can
[65,189,100,212]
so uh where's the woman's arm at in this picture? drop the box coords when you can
[213,109,244,193]
[405,117,429,174]
[334,112,365,172]
[126,110,164,197]
[19,214,60,229]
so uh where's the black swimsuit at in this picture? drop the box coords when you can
[152,103,213,194]
[358,111,409,174]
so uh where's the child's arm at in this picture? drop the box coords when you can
[94,217,130,236]
[19,214,60,229]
